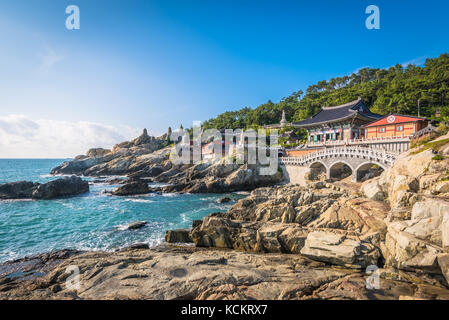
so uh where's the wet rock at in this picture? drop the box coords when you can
[124,243,150,250]
[111,181,149,196]
[31,176,89,200]
[217,197,231,204]
[0,181,38,199]
[126,221,147,230]
[0,249,82,282]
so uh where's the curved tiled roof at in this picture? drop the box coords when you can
[292,98,382,128]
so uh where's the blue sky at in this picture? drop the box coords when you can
[0,0,448,157]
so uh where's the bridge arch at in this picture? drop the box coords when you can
[328,160,354,180]
[279,147,398,183]
[309,161,327,181]
[354,161,387,182]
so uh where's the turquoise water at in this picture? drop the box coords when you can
[0,159,241,263]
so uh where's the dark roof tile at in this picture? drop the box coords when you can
[292,98,382,127]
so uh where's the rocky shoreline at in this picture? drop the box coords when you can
[1,131,449,300]
[49,129,284,194]
[2,244,449,300]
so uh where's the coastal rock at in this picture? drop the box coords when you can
[308,197,388,235]
[223,185,343,223]
[0,181,38,199]
[256,224,308,253]
[382,197,449,273]
[217,197,231,203]
[50,154,116,175]
[3,247,449,300]
[191,216,257,250]
[361,178,386,201]
[300,230,380,268]
[0,249,82,282]
[384,224,441,273]
[51,132,169,176]
[126,221,147,230]
[434,181,449,194]
[31,176,89,200]
[86,148,111,158]
[191,216,309,254]
[378,149,434,208]
[165,229,193,243]
[111,181,149,196]
[437,254,449,284]
[376,140,449,208]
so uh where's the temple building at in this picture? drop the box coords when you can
[363,114,429,139]
[291,98,382,142]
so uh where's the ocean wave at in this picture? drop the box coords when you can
[123,198,154,203]
[0,199,34,204]
[234,191,250,195]
[161,193,179,197]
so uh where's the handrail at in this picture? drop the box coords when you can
[279,146,398,166]
[305,135,412,148]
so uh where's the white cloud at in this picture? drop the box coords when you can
[0,115,142,158]
[401,57,426,68]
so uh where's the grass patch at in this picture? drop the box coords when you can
[410,138,449,155]
[432,155,445,161]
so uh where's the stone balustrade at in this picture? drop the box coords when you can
[279,146,399,182]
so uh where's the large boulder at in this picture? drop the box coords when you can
[384,222,441,273]
[361,177,386,201]
[165,229,193,243]
[383,198,449,273]
[434,181,449,195]
[437,254,449,285]
[255,223,308,254]
[225,168,254,188]
[191,216,258,250]
[308,197,388,235]
[111,181,150,196]
[86,148,111,158]
[378,149,435,208]
[300,230,380,268]
[126,221,147,230]
[31,176,89,200]
[191,216,309,254]
[0,181,39,199]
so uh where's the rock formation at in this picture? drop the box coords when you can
[0,181,39,199]
[0,176,89,200]
[111,180,150,196]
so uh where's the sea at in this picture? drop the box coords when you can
[0,159,243,263]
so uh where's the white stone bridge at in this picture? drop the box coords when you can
[280,147,399,182]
